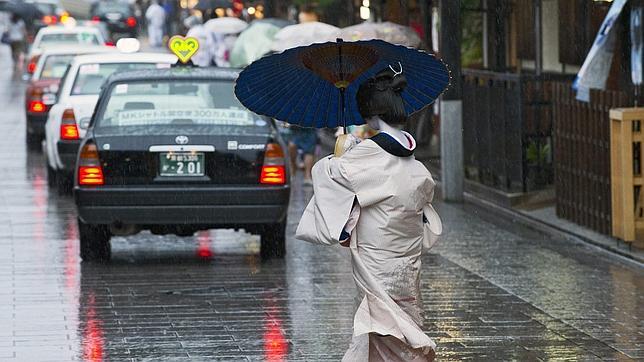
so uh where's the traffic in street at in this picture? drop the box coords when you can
[0,1,643,360]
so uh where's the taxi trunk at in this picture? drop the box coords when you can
[94,133,270,185]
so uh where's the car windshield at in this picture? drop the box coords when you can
[96,80,269,135]
[32,2,56,14]
[39,54,73,80]
[95,2,130,15]
[71,63,162,95]
[39,32,100,47]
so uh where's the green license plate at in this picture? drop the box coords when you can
[159,152,205,176]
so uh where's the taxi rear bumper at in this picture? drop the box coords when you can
[75,185,290,227]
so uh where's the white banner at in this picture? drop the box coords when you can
[115,108,253,126]
[574,0,628,102]
[632,6,643,86]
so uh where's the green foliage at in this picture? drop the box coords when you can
[526,141,551,165]
[461,0,483,68]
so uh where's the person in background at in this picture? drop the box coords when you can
[288,4,322,186]
[6,14,26,71]
[184,13,214,67]
[145,0,165,47]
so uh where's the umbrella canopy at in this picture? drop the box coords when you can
[270,21,340,53]
[339,22,422,48]
[235,39,450,128]
[194,0,231,11]
[251,17,295,29]
[204,17,247,34]
[230,22,280,68]
[5,0,43,22]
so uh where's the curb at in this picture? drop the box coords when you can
[463,192,644,268]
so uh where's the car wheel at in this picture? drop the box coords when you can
[78,219,111,262]
[46,164,57,188]
[260,221,286,259]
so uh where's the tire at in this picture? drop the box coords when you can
[78,218,111,262]
[260,221,286,259]
[46,164,57,188]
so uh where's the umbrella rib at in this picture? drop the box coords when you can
[273,73,321,123]
[249,69,314,117]
[237,64,307,109]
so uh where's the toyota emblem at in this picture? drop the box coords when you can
[175,135,189,145]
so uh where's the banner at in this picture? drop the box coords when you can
[632,5,643,86]
[574,0,628,102]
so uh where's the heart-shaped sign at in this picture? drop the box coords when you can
[168,35,200,64]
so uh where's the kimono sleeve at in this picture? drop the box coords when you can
[295,156,356,245]
[422,171,442,250]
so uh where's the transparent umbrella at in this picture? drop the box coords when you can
[204,17,248,34]
[339,21,422,48]
[229,22,280,68]
[270,21,340,53]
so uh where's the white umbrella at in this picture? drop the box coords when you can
[270,21,340,53]
[339,22,422,48]
[204,17,248,34]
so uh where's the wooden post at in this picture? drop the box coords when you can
[610,108,644,249]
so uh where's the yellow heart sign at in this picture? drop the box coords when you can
[168,36,200,64]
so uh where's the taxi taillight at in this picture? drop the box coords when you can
[78,142,104,186]
[260,143,286,185]
[27,55,40,74]
[28,100,46,113]
[60,109,79,140]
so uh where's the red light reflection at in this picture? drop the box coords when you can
[196,231,213,259]
[263,310,288,361]
[31,170,46,243]
[64,215,79,291]
[82,293,104,362]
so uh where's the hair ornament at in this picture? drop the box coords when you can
[389,62,403,77]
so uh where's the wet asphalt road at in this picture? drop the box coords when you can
[0,46,642,361]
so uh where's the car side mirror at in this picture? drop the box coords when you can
[79,117,91,130]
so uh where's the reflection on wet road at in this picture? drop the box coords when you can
[0,46,642,360]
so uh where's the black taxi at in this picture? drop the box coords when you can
[74,67,290,261]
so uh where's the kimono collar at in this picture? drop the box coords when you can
[370,130,416,157]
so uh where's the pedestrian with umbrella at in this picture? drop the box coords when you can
[235,39,449,360]
[145,0,165,47]
[2,13,27,70]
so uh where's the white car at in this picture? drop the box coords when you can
[45,51,177,190]
[26,25,107,75]
[25,45,115,147]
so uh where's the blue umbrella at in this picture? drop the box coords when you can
[234,39,450,128]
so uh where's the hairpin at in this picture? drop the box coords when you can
[389,62,403,77]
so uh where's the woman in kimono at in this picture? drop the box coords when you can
[296,64,442,361]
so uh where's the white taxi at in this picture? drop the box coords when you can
[25,45,115,147]
[45,49,177,191]
[26,25,107,76]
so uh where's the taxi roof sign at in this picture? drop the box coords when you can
[168,36,200,64]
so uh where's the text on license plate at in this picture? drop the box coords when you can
[159,152,204,176]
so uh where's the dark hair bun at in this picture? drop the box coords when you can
[356,66,408,125]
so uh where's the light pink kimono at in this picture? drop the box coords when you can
[296,133,442,361]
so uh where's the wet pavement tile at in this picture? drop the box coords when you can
[0,47,642,360]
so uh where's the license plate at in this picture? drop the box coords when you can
[159,152,204,177]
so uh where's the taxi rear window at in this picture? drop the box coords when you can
[39,33,100,47]
[71,63,163,95]
[39,54,74,80]
[95,80,269,133]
